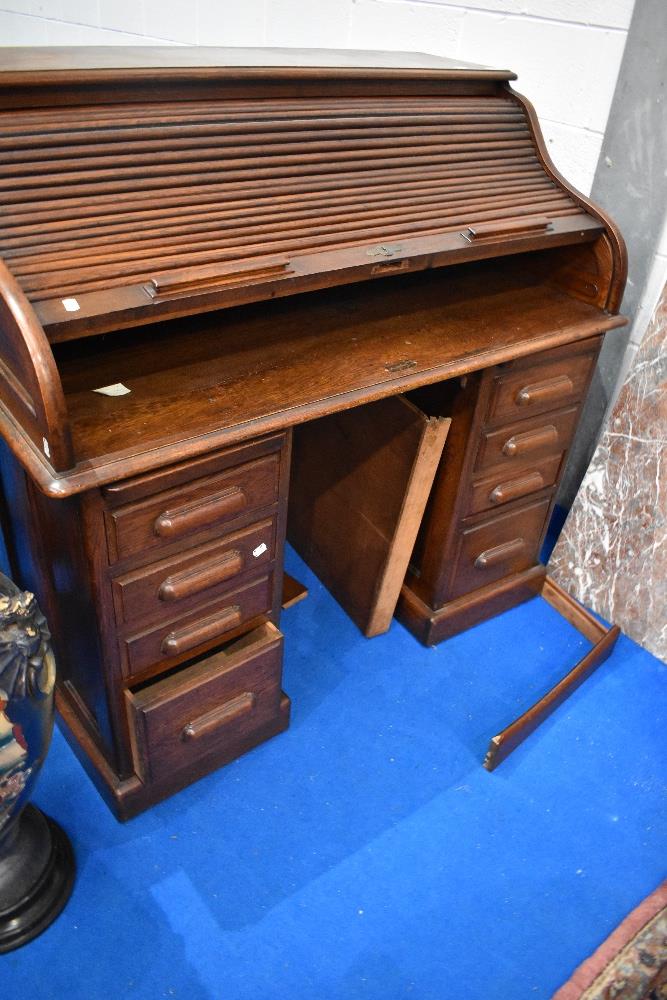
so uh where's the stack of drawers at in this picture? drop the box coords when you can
[451,338,599,598]
[91,432,291,801]
[401,336,602,643]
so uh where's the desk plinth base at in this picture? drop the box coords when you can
[483,578,620,770]
[56,686,291,822]
[397,565,547,646]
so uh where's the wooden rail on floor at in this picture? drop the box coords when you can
[484,576,620,771]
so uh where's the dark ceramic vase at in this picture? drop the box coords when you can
[0,572,75,952]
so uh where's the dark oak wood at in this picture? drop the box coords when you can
[483,577,620,770]
[397,565,547,646]
[126,622,285,785]
[56,661,290,822]
[466,455,562,516]
[44,262,622,498]
[0,48,627,817]
[111,535,274,629]
[510,89,627,313]
[0,46,516,82]
[0,74,591,348]
[476,406,581,471]
[281,574,309,610]
[399,334,604,642]
[485,344,597,423]
[0,260,72,471]
[105,452,280,560]
[449,495,552,599]
[289,396,449,636]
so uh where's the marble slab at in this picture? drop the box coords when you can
[549,283,667,662]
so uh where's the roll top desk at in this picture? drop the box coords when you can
[0,48,626,818]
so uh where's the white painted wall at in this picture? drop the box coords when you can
[0,0,635,196]
[615,215,667,396]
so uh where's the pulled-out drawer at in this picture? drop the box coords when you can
[474,407,580,473]
[112,518,275,628]
[121,573,275,678]
[449,496,551,600]
[126,621,285,785]
[486,342,598,425]
[105,452,280,561]
[466,454,562,516]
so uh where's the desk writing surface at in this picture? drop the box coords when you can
[54,259,624,486]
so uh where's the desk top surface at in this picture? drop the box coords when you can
[0,46,514,81]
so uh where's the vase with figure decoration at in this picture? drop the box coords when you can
[0,572,75,952]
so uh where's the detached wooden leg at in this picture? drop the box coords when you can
[484,577,620,771]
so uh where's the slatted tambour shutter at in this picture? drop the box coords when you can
[0,95,582,321]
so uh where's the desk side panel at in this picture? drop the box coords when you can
[0,439,118,765]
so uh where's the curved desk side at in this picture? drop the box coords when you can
[508,86,627,313]
[0,260,72,475]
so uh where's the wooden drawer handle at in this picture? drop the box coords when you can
[502,424,559,457]
[181,691,256,742]
[147,257,291,299]
[489,471,545,505]
[515,375,574,407]
[158,550,244,602]
[160,605,242,656]
[463,216,550,241]
[154,486,247,538]
[475,537,526,569]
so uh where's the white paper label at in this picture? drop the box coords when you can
[93,383,131,397]
[62,297,80,312]
[252,543,268,558]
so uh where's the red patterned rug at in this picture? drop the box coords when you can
[553,882,667,999]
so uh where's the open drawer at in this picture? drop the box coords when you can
[126,621,286,785]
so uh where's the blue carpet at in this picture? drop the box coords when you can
[2,545,665,999]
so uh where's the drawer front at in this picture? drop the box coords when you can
[487,348,597,424]
[126,622,284,784]
[122,573,274,678]
[106,453,280,561]
[102,434,285,506]
[467,454,562,516]
[449,497,551,600]
[475,406,580,474]
[112,518,275,628]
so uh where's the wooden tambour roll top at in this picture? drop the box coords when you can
[0,47,626,494]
